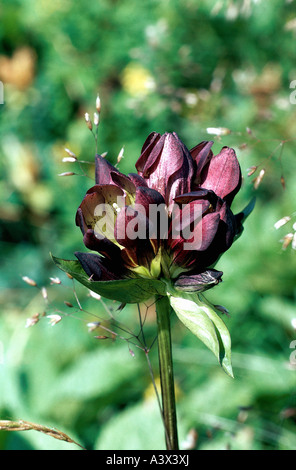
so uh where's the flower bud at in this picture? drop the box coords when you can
[96,94,101,113]
[25,313,40,328]
[117,147,124,163]
[274,216,291,230]
[94,112,100,126]
[84,113,93,131]
[253,168,265,189]
[62,156,77,163]
[206,127,231,136]
[50,277,61,284]
[47,314,62,326]
[281,233,293,250]
[247,166,257,176]
[87,321,101,332]
[41,287,48,301]
[64,148,77,159]
[22,276,37,287]
[174,270,223,292]
[89,290,101,300]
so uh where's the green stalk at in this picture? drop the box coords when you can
[156,295,179,450]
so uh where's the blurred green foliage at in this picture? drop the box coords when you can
[1,0,296,450]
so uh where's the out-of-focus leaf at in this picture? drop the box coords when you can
[46,345,143,403]
[95,399,186,450]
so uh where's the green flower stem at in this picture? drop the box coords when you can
[156,295,179,450]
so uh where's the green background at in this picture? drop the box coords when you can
[1,0,296,450]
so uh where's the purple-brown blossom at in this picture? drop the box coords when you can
[75,132,243,292]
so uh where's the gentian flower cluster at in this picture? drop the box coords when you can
[74,131,243,293]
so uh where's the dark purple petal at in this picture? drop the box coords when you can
[136,132,195,207]
[120,241,155,270]
[163,133,195,206]
[76,207,87,235]
[128,173,148,188]
[134,186,167,247]
[174,269,223,292]
[190,140,214,184]
[114,205,150,248]
[83,228,122,259]
[174,189,217,205]
[76,184,124,229]
[135,186,165,210]
[197,212,221,251]
[95,154,120,185]
[171,199,210,233]
[215,199,237,249]
[110,171,136,196]
[169,212,220,268]
[135,132,163,176]
[75,252,126,281]
[199,146,242,205]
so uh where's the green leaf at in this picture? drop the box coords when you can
[168,291,233,377]
[51,254,166,304]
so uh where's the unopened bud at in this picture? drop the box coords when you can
[206,127,231,136]
[247,166,257,177]
[101,151,108,158]
[62,156,77,163]
[22,276,37,287]
[64,148,78,159]
[58,172,76,177]
[96,94,101,113]
[117,147,124,163]
[93,112,100,126]
[281,233,293,250]
[129,348,135,357]
[87,321,101,332]
[47,314,62,326]
[25,313,40,328]
[41,287,48,301]
[49,277,61,284]
[274,216,291,230]
[253,169,265,189]
[84,113,93,131]
[89,290,101,300]
[280,175,286,189]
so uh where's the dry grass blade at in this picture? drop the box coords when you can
[0,419,85,449]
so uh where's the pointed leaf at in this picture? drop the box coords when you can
[168,291,233,377]
[198,293,233,377]
[51,254,166,304]
[169,294,220,359]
